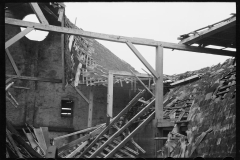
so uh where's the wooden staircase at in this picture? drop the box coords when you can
[76,89,156,158]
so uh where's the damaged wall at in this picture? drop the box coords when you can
[5,8,136,148]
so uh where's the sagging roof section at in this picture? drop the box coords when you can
[178,14,236,51]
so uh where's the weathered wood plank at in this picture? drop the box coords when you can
[126,41,159,78]
[6,74,62,83]
[46,145,57,158]
[5,27,34,49]
[88,87,94,127]
[5,18,235,56]
[29,3,49,25]
[33,128,47,155]
[107,72,113,119]
[66,141,88,158]
[5,49,21,76]
[155,45,164,121]
[61,8,65,91]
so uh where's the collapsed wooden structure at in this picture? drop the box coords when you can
[5,2,236,158]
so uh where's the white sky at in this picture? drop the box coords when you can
[62,2,236,75]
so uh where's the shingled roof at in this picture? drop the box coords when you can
[159,58,236,158]
[63,16,137,87]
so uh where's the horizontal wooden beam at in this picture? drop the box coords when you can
[179,16,236,45]
[5,18,235,56]
[29,3,49,25]
[6,74,62,83]
[126,41,159,78]
[109,70,151,78]
[5,27,34,49]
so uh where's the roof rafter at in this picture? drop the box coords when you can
[179,16,236,45]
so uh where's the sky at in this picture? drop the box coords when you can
[23,2,236,75]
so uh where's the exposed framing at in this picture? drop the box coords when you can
[179,16,236,45]
[5,3,236,124]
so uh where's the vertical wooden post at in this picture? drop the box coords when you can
[61,8,65,91]
[107,72,113,124]
[155,45,163,121]
[88,87,94,127]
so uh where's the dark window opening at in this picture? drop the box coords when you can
[61,99,74,117]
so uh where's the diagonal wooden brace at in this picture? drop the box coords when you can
[126,41,159,79]
[29,3,49,25]
[5,27,34,49]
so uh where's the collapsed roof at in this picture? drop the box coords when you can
[178,14,236,50]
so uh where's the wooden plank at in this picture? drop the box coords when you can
[61,8,65,91]
[155,45,164,120]
[5,27,34,49]
[46,145,57,158]
[107,72,114,119]
[29,3,49,25]
[54,125,101,141]
[58,125,106,153]
[6,74,62,83]
[33,128,47,155]
[6,129,23,158]
[66,141,88,158]
[41,127,50,149]
[109,70,151,78]
[5,49,21,76]
[58,8,64,22]
[71,84,90,104]
[105,111,155,158]
[126,41,158,78]
[90,99,155,158]
[6,82,14,90]
[79,90,146,158]
[88,87,94,127]
[180,16,236,45]
[5,18,235,56]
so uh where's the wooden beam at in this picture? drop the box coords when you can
[109,70,151,78]
[6,74,62,83]
[61,8,65,91]
[5,49,21,76]
[155,45,163,121]
[53,125,102,141]
[107,72,114,119]
[179,16,236,45]
[126,41,159,78]
[71,84,90,104]
[129,69,155,97]
[46,146,57,158]
[88,87,94,127]
[66,141,88,158]
[5,18,236,56]
[105,111,155,158]
[5,27,34,49]
[29,3,49,25]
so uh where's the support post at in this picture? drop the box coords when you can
[61,8,65,91]
[88,87,94,127]
[107,72,113,124]
[155,45,163,121]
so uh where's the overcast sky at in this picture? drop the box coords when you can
[63,2,235,75]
